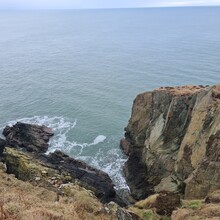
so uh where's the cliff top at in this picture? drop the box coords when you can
[155,85,210,96]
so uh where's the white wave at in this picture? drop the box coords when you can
[78,148,129,190]
[89,135,106,146]
[1,116,77,131]
[0,116,78,153]
[1,116,128,190]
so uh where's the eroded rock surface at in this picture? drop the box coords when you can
[122,85,220,201]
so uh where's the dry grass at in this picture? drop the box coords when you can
[0,169,116,220]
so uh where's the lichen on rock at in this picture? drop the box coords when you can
[122,85,220,202]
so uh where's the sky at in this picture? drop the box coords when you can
[0,0,220,9]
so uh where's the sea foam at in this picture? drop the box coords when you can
[1,116,128,189]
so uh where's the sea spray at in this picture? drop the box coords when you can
[0,116,128,189]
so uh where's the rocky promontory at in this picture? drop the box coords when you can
[121,85,220,203]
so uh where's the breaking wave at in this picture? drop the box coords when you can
[0,116,128,189]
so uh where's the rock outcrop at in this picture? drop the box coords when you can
[3,122,54,153]
[1,122,124,206]
[122,85,220,201]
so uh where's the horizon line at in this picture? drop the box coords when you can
[0,5,220,10]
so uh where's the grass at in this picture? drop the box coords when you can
[0,168,117,220]
[181,200,203,210]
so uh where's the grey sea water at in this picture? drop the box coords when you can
[0,7,220,189]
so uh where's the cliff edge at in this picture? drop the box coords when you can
[121,85,220,201]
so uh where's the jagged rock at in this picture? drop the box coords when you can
[37,150,125,205]
[122,85,220,200]
[3,122,54,153]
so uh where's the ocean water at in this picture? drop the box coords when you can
[0,7,220,189]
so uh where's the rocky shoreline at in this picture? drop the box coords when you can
[0,84,220,219]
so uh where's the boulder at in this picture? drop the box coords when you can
[3,122,54,153]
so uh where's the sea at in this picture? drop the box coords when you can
[0,6,219,189]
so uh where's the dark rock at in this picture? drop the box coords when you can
[123,148,151,200]
[3,122,54,153]
[0,138,6,156]
[38,150,125,205]
[154,191,181,216]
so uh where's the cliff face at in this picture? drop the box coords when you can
[122,85,220,200]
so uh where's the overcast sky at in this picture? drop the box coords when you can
[1,0,220,9]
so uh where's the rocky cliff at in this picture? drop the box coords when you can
[121,85,220,201]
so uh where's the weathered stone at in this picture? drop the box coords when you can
[184,130,220,199]
[3,122,54,153]
[122,85,220,201]
[154,175,181,193]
